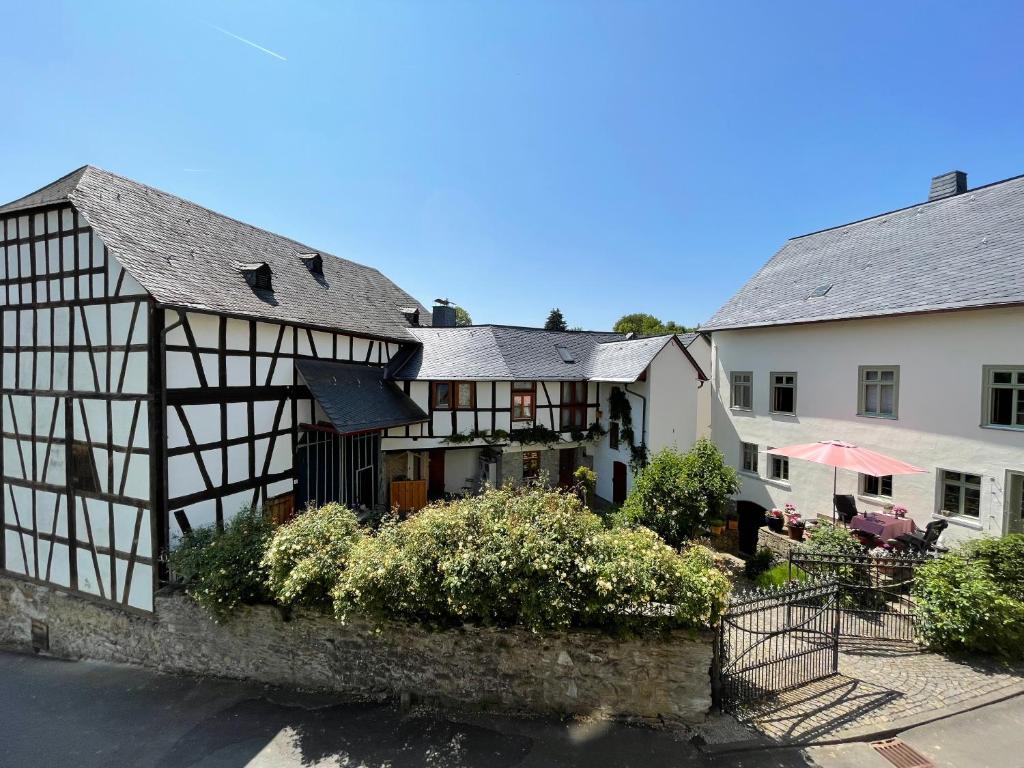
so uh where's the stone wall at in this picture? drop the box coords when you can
[0,575,714,726]
[756,527,800,562]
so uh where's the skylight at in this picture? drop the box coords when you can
[808,284,832,298]
[555,345,575,364]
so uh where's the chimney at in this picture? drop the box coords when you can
[432,302,457,328]
[928,170,967,201]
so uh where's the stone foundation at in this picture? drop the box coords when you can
[0,575,714,726]
[756,526,801,562]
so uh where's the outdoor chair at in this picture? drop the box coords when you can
[833,494,859,526]
[895,519,948,555]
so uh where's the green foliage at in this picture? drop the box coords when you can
[914,552,1024,658]
[332,485,729,633]
[607,387,648,473]
[620,440,739,548]
[961,534,1024,602]
[442,425,563,447]
[801,523,863,556]
[168,506,273,620]
[612,313,690,336]
[755,563,807,590]
[744,547,774,580]
[544,308,568,331]
[454,306,472,326]
[262,503,363,609]
[573,465,596,504]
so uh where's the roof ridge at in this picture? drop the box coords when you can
[0,165,92,213]
[789,171,1024,241]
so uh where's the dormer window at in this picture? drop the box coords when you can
[298,252,323,277]
[400,307,420,326]
[236,262,273,292]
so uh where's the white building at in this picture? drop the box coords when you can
[704,170,1024,550]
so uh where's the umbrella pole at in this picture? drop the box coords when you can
[832,467,837,523]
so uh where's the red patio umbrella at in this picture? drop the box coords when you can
[768,440,926,521]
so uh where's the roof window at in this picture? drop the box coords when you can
[236,262,273,292]
[808,284,832,298]
[298,252,323,277]
[555,344,575,364]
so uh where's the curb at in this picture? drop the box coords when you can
[701,683,1024,754]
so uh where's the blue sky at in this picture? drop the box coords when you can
[3,1,1024,329]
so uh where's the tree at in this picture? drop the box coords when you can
[620,439,739,547]
[613,313,690,336]
[544,308,568,331]
[454,306,472,326]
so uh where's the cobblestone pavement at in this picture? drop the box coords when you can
[736,637,1024,743]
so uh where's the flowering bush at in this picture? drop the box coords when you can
[168,506,274,620]
[263,503,363,609]
[767,508,784,519]
[333,485,730,633]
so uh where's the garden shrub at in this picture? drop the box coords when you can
[620,440,739,547]
[744,547,774,580]
[961,534,1024,602]
[333,484,730,633]
[263,503,363,609]
[800,523,863,556]
[754,563,807,590]
[798,523,879,608]
[168,506,274,620]
[914,551,1024,658]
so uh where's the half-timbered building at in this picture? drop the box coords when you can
[0,165,710,616]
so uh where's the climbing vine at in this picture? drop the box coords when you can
[442,421,605,448]
[608,387,649,474]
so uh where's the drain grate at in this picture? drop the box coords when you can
[871,738,935,768]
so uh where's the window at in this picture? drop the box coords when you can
[858,366,899,418]
[861,474,893,498]
[522,451,540,481]
[768,452,789,481]
[983,366,1024,429]
[769,372,796,414]
[740,442,758,474]
[512,381,535,421]
[432,382,474,410]
[609,421,620,450]
[560,381,587,430]
[731,372,752,410]
[940,470,981,518]
[70,442,100,493]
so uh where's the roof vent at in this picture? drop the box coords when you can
[555,344,575,364]
[298,252,323,276]
[808,284,832,298]
[928,171,967,201]
[400,307,420,326]
[236,262,273,292]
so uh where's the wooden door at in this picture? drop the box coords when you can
[428,449,446,500]
[558,449,576,488]
[612,461,627,505]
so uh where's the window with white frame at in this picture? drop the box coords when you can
[939,470,981,518]
[740,441,758,474]
[861,474,893,498]
[983,366,1024,429]
[731,372,752,410]
[770,372,797,414]
[858,366,899,418]
[768,452,789,481]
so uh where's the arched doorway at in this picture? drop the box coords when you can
[736,500,767,556]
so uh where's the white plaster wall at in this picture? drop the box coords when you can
[443,448,481,494]
[592,380,649,503]
[710,307,1024,544]
[647,344,700,454]
[687,336,713,439]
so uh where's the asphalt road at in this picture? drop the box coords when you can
[0,650,813,768]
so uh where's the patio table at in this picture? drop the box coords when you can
[850,512,916,542]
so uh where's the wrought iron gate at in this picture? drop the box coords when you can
[789,552,927,643]
[715,581,840,713]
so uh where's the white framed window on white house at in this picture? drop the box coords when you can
[939,470,981,518]
[770,372,797,414]
[767,451,789,481]
[861,474,893,498]
[982,366,1024,429]
[740,441,758,474]
[731,372,753,410]
[858,365,899,419]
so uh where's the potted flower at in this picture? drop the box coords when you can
[891,504,908,519]
[786,511,805,541]
[727,510,739,531]
[709,517,726,536]
[766,508,785,533]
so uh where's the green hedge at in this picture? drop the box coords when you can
[333,485,730,632]
[914,535,1024,658]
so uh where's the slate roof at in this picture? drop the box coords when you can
[0,166,429,341]
[390,326,705,382]
[296,359,427,435]
[703,173,1024,331]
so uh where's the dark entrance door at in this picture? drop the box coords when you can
[427,449,446,500]
[558,449,576,487]
[612,461,627,505]
[736,500,767,556]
